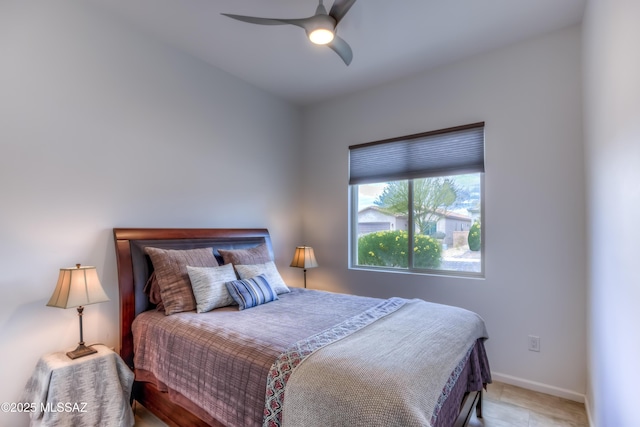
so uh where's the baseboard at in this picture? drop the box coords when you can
[584,394,595,427]
[491,372,586,403]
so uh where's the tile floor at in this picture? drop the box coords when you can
[133,381,589,427]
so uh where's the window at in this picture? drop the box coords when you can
[349,123,484,277]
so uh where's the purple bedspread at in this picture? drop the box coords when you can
[132,288,490,427]
[133,289,381,426]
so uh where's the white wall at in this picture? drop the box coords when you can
[301,26,587,400]
[0,1,301,425]
[583,0,640,425]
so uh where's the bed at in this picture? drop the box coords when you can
[114,227,491,427]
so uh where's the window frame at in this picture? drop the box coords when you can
[348,123,485,279]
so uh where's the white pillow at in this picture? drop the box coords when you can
[187,264,238,313]
[234,261,290,295]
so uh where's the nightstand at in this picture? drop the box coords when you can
[22,344,134,427]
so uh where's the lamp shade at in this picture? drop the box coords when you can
[47,264,110,309]
[290,246,319,269]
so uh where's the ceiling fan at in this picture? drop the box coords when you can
[222,0,357,66]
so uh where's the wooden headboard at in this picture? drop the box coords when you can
[113,228,274,367]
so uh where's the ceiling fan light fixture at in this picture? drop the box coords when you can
[221,0,356,65]
[309,28,335,45]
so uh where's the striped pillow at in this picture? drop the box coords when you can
[225,274,278,310]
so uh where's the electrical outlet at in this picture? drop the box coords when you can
[528,335,540,352]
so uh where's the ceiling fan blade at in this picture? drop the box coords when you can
[329,0,357,24]
[222,13,312,30]
[328,35,353,65]
[221,14,287,25]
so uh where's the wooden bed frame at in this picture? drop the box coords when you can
[113,227,483,427]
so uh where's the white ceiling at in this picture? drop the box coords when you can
[90,0,586,106]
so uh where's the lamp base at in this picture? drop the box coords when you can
[66,343,97,360]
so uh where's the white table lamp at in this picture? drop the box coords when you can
[47,264,110,359]
[290,246,319,288]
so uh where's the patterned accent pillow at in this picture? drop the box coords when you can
[145,247,218,315]
[234,261,290,294]
[225,274,278,310]
[186,264,238,313]
[218,243,270,265]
